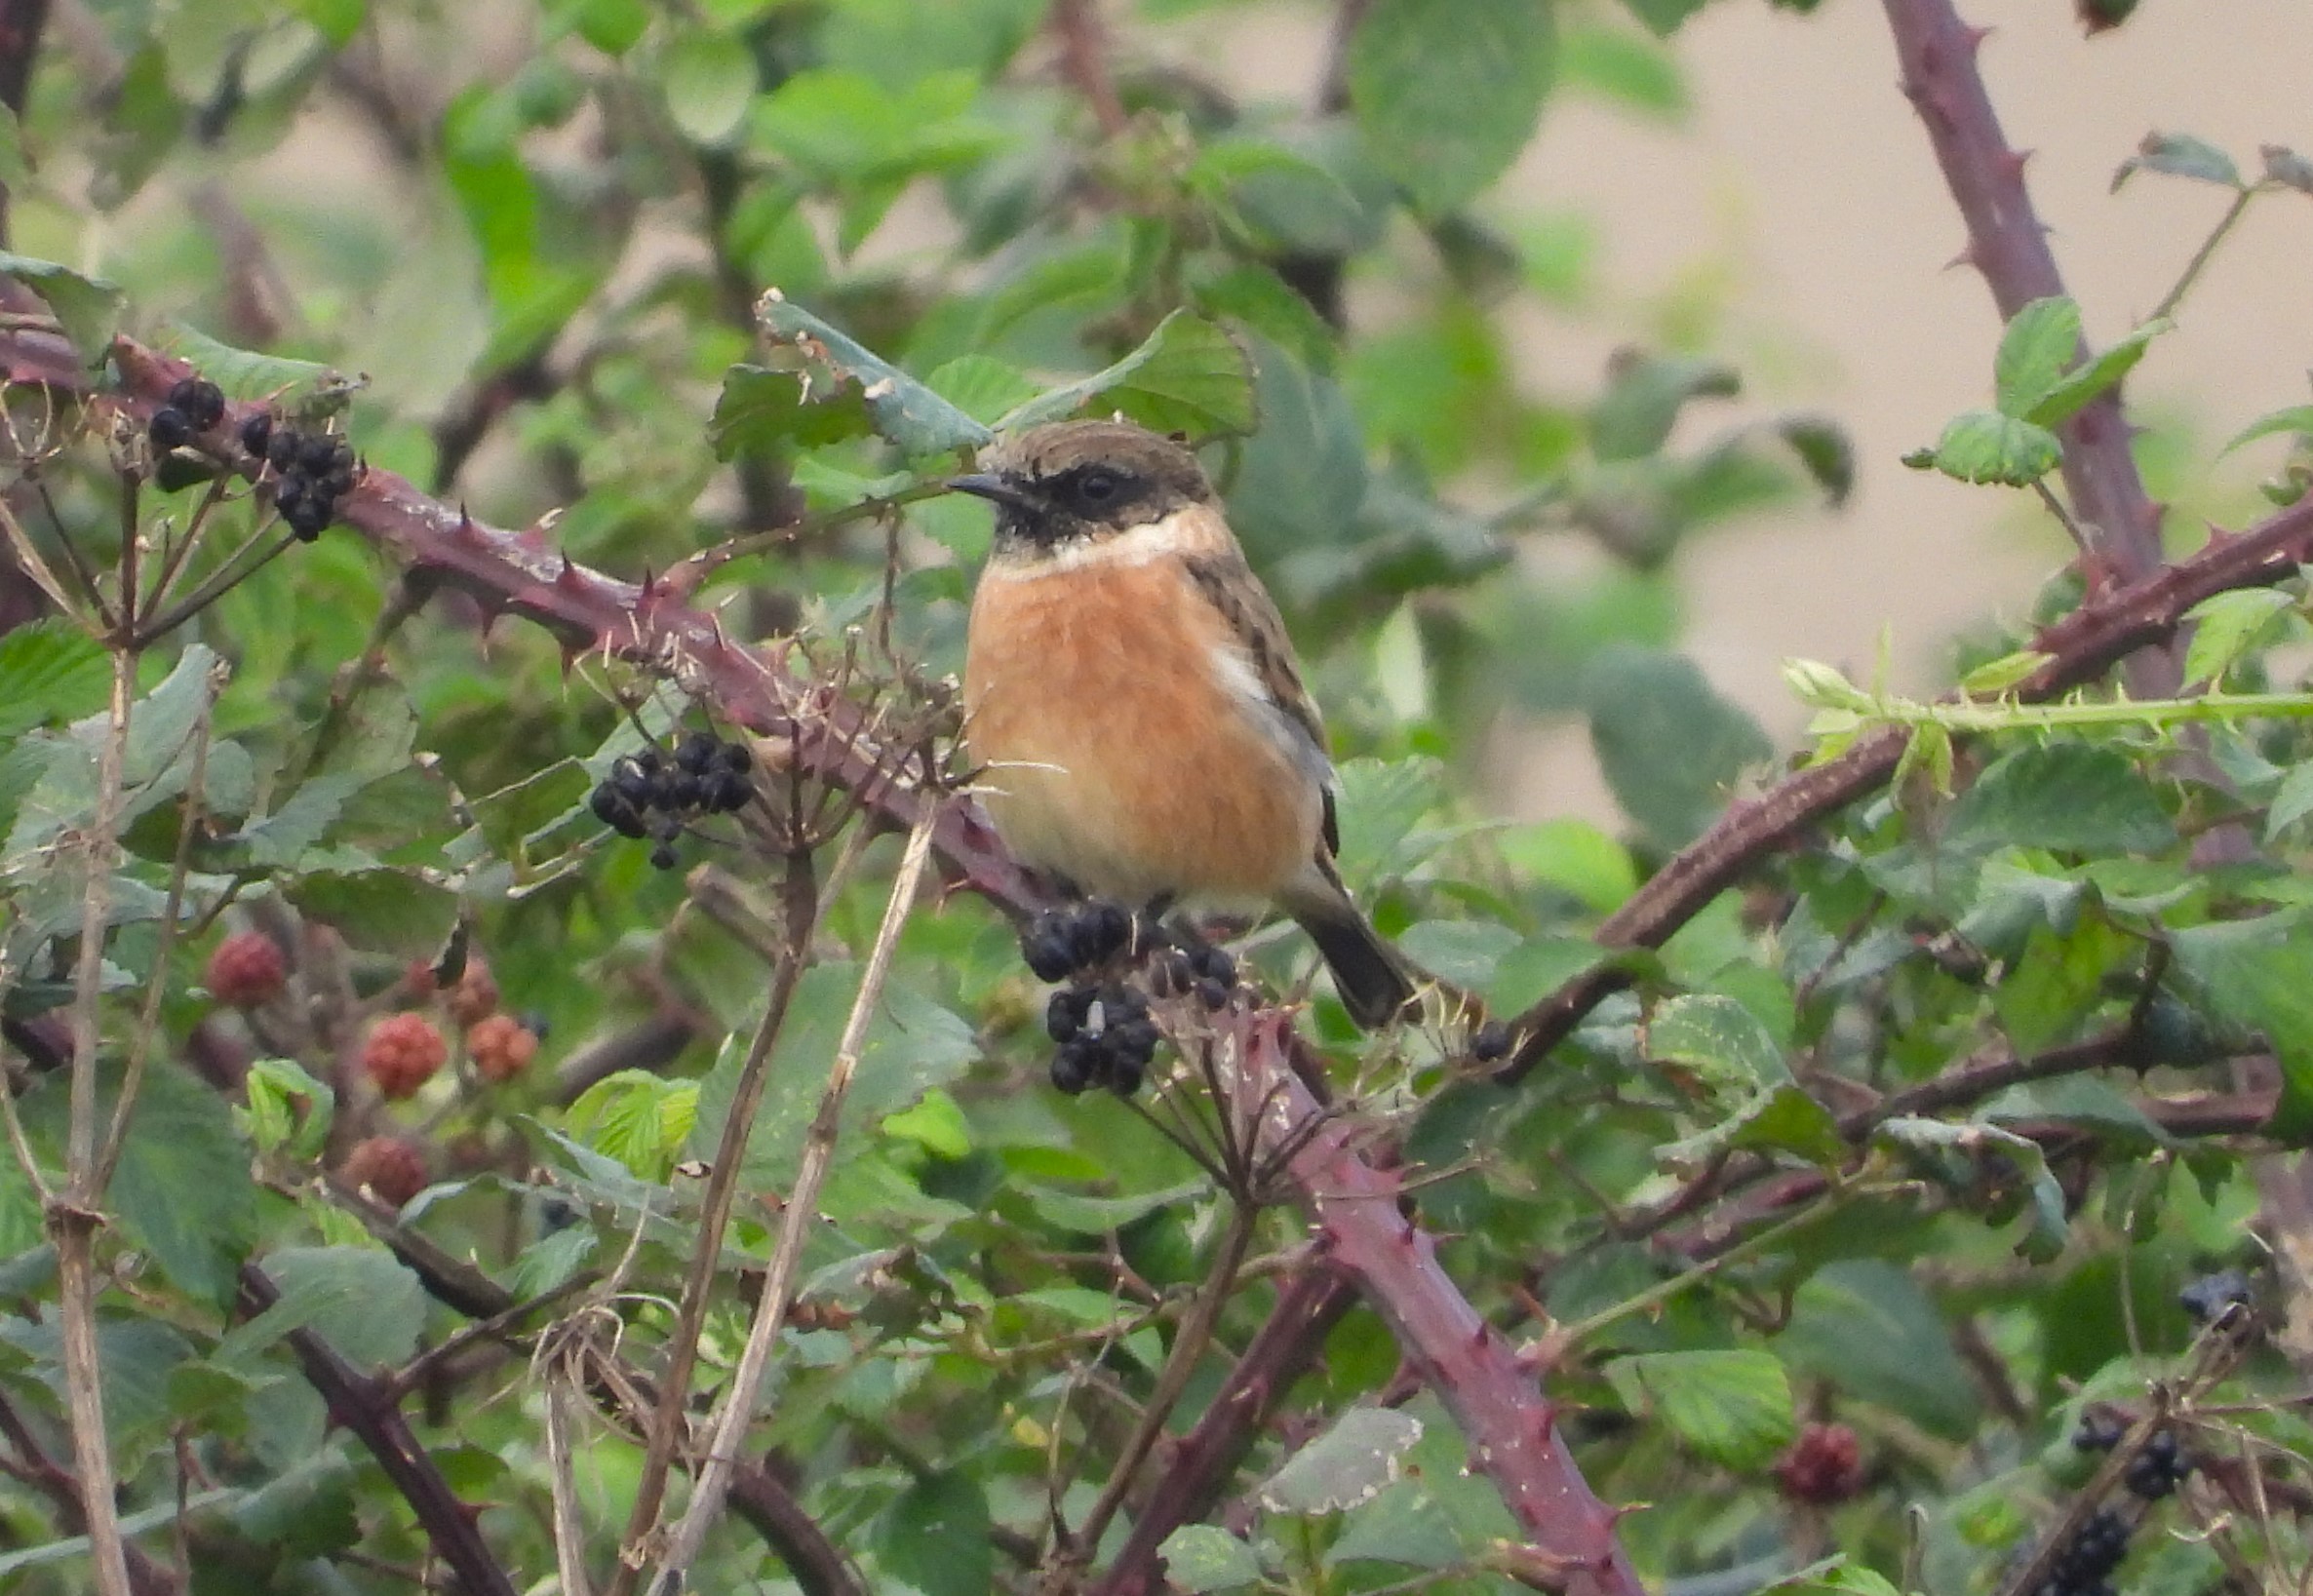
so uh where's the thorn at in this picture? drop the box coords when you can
[1942,242,1980,274]
[1471,1323,1492,1349]
[1961,22,1993,55]
[1397,1219,1420,1247]
[2003,148,2033,183]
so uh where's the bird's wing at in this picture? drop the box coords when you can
[1183,549,1340,854]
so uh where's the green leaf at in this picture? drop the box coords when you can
[2267,760,2313,841]
[1760,1558,1907,1596]
[1259,1408,1424,1513]
[998,312,1256,440]
[228,1247,426,1370]
[1919,409,2061,487]
[2172,915,2313,1138]
[2221,403,2313,456]
[110,1061,258,1305]
[1992,296,2080,420]
[285,868,459,956]
[758,296,993,458]
[688,964,980,1185]
[2024,316,2168,428]
[160,322,343,409]
[0,252,124,363]
[1561,23,1687,118]
[566,1070,698,1179]
[1225,338,1368,564]
[879,1472,990,1596]
[1603,1349,1795,1469]
[1583,645,1772,849]
[749,69,998,187]
[242,1057,335,1162]
[1946,743,2177,857]
[1875,1115,2069,1260]
[1774,1260,1980,1439]
[0,620,109,739]
[2112,131,2243,192]
[1323,1478,1468,1570]
[1958,648,2053,697]
[708,362,874,460]
[1348,0,1556,216]
[656,28,757,146]
[1647,993,1787,1096]
[2180,586,2295,687]
[923,354,1040,424]
[1156,1526,1266,1593]
[1591,352,1740,462]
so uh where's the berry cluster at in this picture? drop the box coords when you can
[1021,902,1134,982]
[2031,1505,2130,1596]
[1046,982,1161,1094]
[2071,1411,2194,1501]
[245,412,358,542]
[588,731,756,870]
[147,377,225,450]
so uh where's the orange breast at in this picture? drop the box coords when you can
[964,557,1321,906]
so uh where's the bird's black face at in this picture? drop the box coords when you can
[949,420,1215,558]
[949,460,1160,550]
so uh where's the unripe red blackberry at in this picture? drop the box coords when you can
[339,1136,428,1208]
[1775,1422,1865,1505]
[445,957,499,1027]
[364,1013,449,1100]
[206,931,288,1007]
[467,1013,539,1084]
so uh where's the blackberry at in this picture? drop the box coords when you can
[1108,1056,1144,1095]
[266,429,300,472]
[609,757,655,805]
[719,740,753,772]
[1075,902,1131,965]
[672,774,706,811]
[675,731,719,774]
[285,499,330,541]
[1196,977,1231,1011]
[708,771,753,813]
[1022,913,1079,981]
[167,377,225,432]
[1187,942,1235,987]
[1049,1039,1097,1094]
[1046,991,1084,1043]
[648,842,679,871]
[1112,1019,1160,1066]
[274,475,308,515]
[239,411,273,460]
[1471,1021,1510,1063]
[297,432,342,476]
[634,748,663,774]
[2124,1429,2190,1499]
[153,451,215,493]
[147,406,192,450]
[2070,1411,2125,1453]
[592,786,647,837]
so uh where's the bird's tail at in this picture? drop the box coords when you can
[1289,887,1415,1031]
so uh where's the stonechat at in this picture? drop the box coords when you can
[951,419,1416,1029]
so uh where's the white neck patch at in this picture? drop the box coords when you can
[996,505,1212,576]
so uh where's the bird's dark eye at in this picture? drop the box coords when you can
[1074,468,1120,506]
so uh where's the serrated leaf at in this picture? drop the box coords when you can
[923,354,1040,423]
[708,361,875,461]
[2267,761,2313,841]
[286,868,458,956]
[0,252,124,363]
[0,620,109,739]
[757,297,992,457]
[1323,1478,1468,1569]
[1946,742,2176,857]
[508,1225,596,1298]
[1156,1526,1265,1593]
[161,322,342,408]
[242,1057,335,1162]
[1260,1408,1423,1513]
[1925,409,2061,486]
[1774,1260,1980,1439]
[1647,993,1788,1095]
[1349,0,1554,216]
[1603,1350,1794,1468]
[1994,296,2081,420]
[567,1070,698,1179]
[2172,915,2313,1138]
[228,1247,426,1369]
[108,1061,258,1304]
[2181,586,2295,686]
[2113,131,2243,192]
[997,312,1255,439]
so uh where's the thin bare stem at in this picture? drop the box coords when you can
[2151,183,2260,325]
[1074,1198,1258,1556]
[52,640,137,1596]
[648,807,940,1593]
[608,848,821,1596]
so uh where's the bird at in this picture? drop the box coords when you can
[950,418,1415,1030]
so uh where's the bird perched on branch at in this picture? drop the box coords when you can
[951,419,1415,1029]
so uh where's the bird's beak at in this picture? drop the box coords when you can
[946,473,1041,513]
